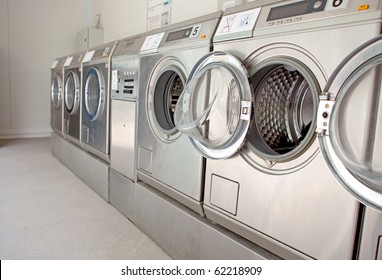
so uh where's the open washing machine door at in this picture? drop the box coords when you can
[317,35,382,212]
[174,51,252,159]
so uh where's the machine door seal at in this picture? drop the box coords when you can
[84,67,105,121]
[174,51,252,159]
[317,35,382,211]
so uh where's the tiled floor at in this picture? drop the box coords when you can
[0,137,170,260]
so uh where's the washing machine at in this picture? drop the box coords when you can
[50,56,66,136]
[63,51,85,146]
[137,12,222,215]
[81,41,118,162]
[174,0,382,259]
[109,34,146,220]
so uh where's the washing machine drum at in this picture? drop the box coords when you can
[51,73,62,110]
[65,71,80,114]
[84,67,105,121]
[249,65,315,157]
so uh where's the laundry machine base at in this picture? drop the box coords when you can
[81,142,110,164]
[134,181,280,259]
[109,168,135,222]
[204,205,312,260]
[137,171,204,216]
[62,132,81,148]
[51,132,109,202]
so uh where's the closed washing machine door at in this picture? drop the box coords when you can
[51,72,63,110]
[317,35,382,212]
[84,67,105,121]
[174,51,252,159]
[64,70,80,115]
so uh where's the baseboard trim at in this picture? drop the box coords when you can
[0,129,52,139]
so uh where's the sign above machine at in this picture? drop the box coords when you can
[214,7,261,42]
[64,56,73,67]
[141,32,165,53]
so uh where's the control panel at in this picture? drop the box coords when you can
[255,0,379,29]
[215,0,380,41]
[111,54,139,100]
[64,53,84,68]
[266,0,350,22]
[83,41,117,64]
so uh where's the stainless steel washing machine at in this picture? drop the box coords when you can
[81,41,118,162]
[109,34,146,220]
[175,0,382,259]
[137,12,222,215]
[50,56,66,136]
[63,51,85,146]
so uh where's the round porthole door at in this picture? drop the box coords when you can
[65,70,80,115]
[317,35,382,212]
[147,57,187,143]
[84,67,105,121]
[51,72,63,110]
[174,51,252,159]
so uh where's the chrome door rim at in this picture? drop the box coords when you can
[84,67,105,121]
[65,70,80,115]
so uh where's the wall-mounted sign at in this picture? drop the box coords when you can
[147,0,172,31]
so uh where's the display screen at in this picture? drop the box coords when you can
[267,0,327,22]
[166,27,193,42]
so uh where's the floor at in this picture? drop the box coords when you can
[0,137,171,260]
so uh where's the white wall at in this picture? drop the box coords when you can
[171,0,220,24]
[0,0,224,138]
[92,0,148,42]
[0,0,11,131]
[0,0,86,138]
[92,0,220,42]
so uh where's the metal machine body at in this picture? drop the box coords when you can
[136,12,222,215]
[81,41,118,162]
[174,0,382,259]
[109,34,146,221]
[110,34,145,181]
[63,52,85,146]
[50,56,66,136]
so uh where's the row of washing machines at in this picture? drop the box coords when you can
[50,0,382,259]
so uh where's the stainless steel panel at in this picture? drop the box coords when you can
[138,147,153,174]
[51,131,109,202]
[110,100,137,181]
[377,237,382,260]
[203,144,359,259]
[210,175,239,215]
[358,207,382,259]
[109,168,135,222]
[135,181,280,259]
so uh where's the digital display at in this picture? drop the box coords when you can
[166,27,193,42]
[267,0,327,22]
[267,1,309,21]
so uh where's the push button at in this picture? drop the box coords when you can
[358,4,369,11]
